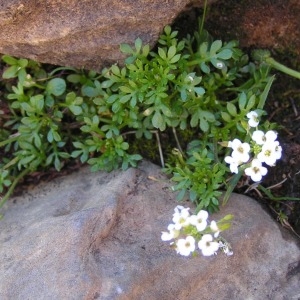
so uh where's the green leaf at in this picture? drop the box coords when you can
[130,154,143,161]
[20,102,34,113]
[227,102,237,116]
[67,74,81,83]
[167,45,177,59]
[221,112,231,122]
[158,48,167,60]
[164,25,172,35]
[212,197,219,206]
[246,94,256,110]
[189,190,198,202]
[169,54,181,64]
[70,105,83,115]
[101,80,114,89]
[190,112,199,127]
[152,111,165,130]
[19,154,35,166]
[210,40,222,54]
[121,142,129,150]
[46,78,66,96]
[34,134,42,148]
[135,38,143,52]
[120,94,131,104]
[18,59,28,68]
[199,42,208,57]
[119,85,133,93]
[180,89,187,101]
[111,65,120,75]
[200,118,209,132]
[200,62,210,74]
[2,65,18,79]
[54,156,62,171]
[238,92,247,110]
[217,49,232,60]
[142,44,150,56]
[47,130,54,143]
[120,43,133,54]
[45,95,55,107]
[200,110,215,122]
[194,87,205,96]
[2,55,18,65]
[107,94,119,104]
[176,189,186,201]
[58,152,70,159]
[30,95,44,111]
[53,131,61,142]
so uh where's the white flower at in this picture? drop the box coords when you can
[247,111,259,127]
[198,234,220,256]
[228,138,241,149]
[252,130,278,145]
[189,210,208,232]
[232,146,250,163]
[257,141,282,166]
[172,206,191,230]
[245,159,268,182]
[224,155,239,174]
[229,139,250,163]
[176,236,196,256]
[174,205,188,214]
[210,220,220,238]
[226,139,250,169]
[161,224,180,241]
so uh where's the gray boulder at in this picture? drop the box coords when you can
[0,161,299,299]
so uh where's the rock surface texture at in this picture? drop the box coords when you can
[0,161,299,299]
[0,0,198,70]
[1,0,299,70]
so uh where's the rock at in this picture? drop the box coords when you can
[0,0,203,70]
[0,161,299,299]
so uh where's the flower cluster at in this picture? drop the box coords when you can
[225,111,282,182]
[161,205,233,257]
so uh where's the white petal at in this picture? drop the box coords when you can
[252,130,265,144]
[230,139,242,150]
[197,210,209,220]
[161,231,173,241]
[265,130,277,142]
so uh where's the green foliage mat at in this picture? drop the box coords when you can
[0,25,280,212]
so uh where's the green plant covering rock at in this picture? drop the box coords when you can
[0,24,279,212]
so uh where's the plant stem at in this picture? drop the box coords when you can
[258,184,300,201]
[258,75,275,109]
[199,0,208,36]
[0,168,30,209]
[187,58,204,67]
[154,131,164,168]
[266,57,300,80]
[2,156,19,170]
[0,133,20,147]
[172,127,183,154]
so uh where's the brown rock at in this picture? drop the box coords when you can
[0,161,299,299]
[0,0,201,70]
